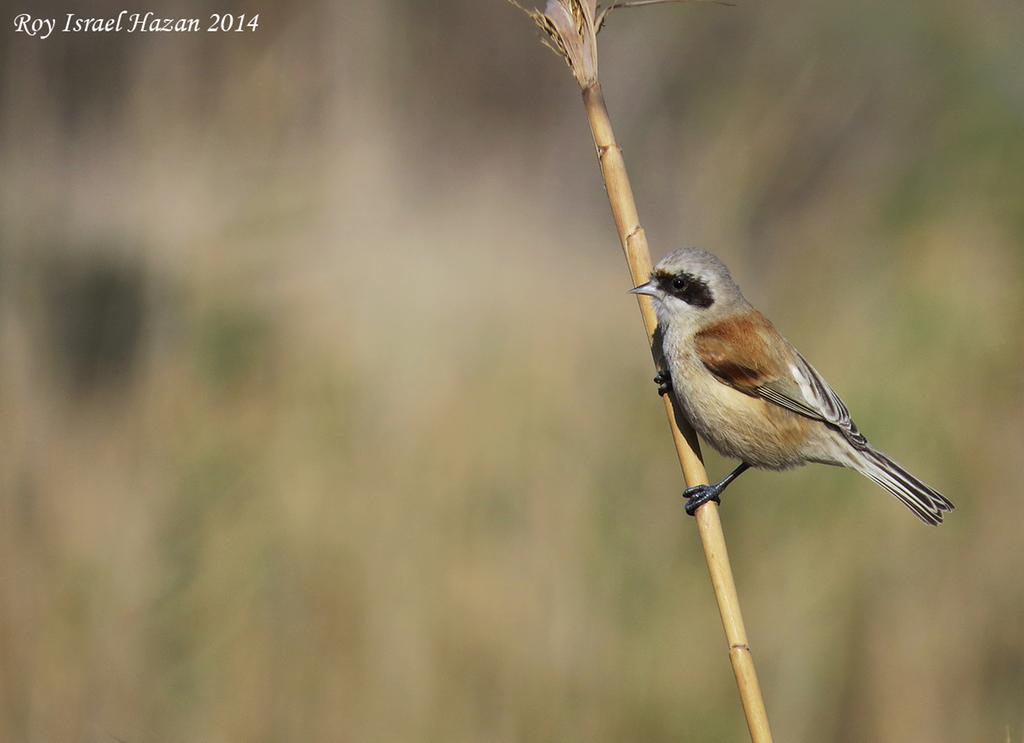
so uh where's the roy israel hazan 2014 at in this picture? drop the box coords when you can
[13,12,208,39]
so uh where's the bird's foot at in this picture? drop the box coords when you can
[683,483,724,516]
[682,463,751,516]
[654,371,673,397]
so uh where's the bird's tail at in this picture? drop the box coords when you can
[851,447,955,526]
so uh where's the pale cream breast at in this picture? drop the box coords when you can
[663,326,814,470]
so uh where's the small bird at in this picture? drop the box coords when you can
[631,248,954,525]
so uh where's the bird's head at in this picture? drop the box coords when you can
[630,248,748,330]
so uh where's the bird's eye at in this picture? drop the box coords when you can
[672,277,687,291]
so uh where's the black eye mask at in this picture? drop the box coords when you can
[654,270,714,308]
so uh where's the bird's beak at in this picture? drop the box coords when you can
[630,281,660,298]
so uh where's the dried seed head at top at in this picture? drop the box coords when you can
[510,0,600,88]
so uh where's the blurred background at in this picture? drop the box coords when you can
[1,0,1022,740]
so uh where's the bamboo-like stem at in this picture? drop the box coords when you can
[582,82,773,743]
[507,1,773,738]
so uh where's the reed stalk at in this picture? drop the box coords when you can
[508,2,773,740]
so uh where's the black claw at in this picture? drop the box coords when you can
[681,463,752,517]
[654,371,672,397]
[683,484,722,516]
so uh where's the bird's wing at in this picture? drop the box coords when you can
[694,311,867,448]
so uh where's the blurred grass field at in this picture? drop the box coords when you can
[1,0,1023,741]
